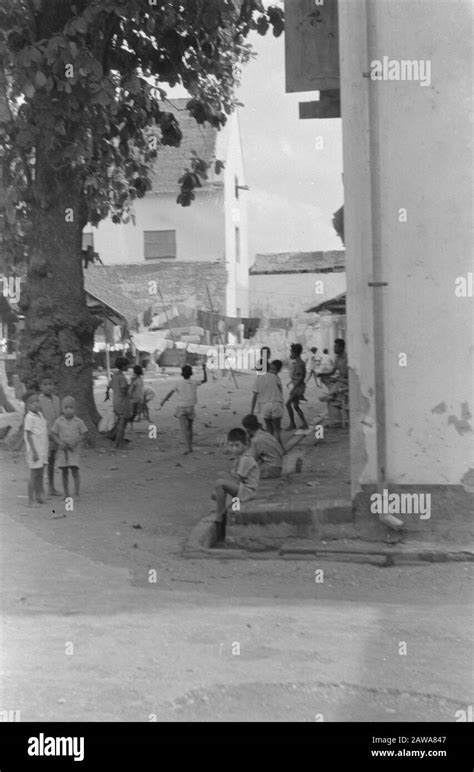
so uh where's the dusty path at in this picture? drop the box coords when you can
[1,372,472,721]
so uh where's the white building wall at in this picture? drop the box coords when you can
[249,271,346,318]
[339,0,473,490]
[85,190,225,265]
[84,112,248,319]
[221,112,249,317]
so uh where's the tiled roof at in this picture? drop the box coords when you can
[151,99,222,194]
[249,250,345,274]
[306,292,346,314]
[84,262,227,319]
[84,269,143,326]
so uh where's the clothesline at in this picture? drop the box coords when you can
[144,299,296,325]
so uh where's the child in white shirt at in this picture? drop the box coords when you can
[160,364,207,453]
[23,392,48,506]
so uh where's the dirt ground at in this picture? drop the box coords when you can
[2,368,336,583]
[1,369,473,721]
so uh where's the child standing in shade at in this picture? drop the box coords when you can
[52,396,87,500]
[23,391,48,506]
[38,377,61,496]
[105,357,131,448]
[160,363,207,454]
[213,427,259,543]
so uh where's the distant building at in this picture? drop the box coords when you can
[82,99,249,317]
[286,0,473,526]
[249,250,345,318]
[247,250,346,358]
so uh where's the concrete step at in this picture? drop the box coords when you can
[234,498,352,526]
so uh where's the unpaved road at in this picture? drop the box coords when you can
[1,373,472,721]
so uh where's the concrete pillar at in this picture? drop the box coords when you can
[338,0,473,530]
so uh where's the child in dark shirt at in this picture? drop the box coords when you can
[105,357,131,448]
[213,428,259,543]
[286,343,309,431]
[129,364,145,425]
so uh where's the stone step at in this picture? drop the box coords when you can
[233,498,353,527]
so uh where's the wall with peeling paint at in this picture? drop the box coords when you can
[339,0,473,491]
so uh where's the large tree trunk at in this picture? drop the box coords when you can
[18,145,101,434]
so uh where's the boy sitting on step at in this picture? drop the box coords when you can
[242,414,283,478]
[213,428,259,544]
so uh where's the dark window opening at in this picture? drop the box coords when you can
[82,232,94,250]
[144,230,176,260]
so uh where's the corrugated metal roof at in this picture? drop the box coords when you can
[249,250,345,274]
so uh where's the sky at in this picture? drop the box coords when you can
[236,29,344,261]
[165,22,344,263]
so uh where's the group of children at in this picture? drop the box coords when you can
[24,378,87,506]
[22,340,345,528]
[212,413,286,544]
[104,359,153,448]
[211,341,348,543]
[251,342,312,435]
[306,346,335,388]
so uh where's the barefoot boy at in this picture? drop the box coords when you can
[285,343,309,431]
[160,363,207,454]
[23,391,48,506]
[51,396,88,500]
[213,427,259,543]
[105,357,131,448]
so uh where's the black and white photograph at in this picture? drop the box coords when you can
[0,0,472,761]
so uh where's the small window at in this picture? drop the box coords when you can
[235,227,240,263]
[144,230,176,260]
[82,232,94,250]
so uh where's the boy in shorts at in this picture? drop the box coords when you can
[105,357,131,448]
[306,347,322,389]
[285,343,309,431]
[250,359,284,446]
[23,391,48,506]
[51,396,88,500]
[160,363,207,454]
[213,427,259,543]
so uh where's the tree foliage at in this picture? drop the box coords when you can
[0,0,284,267]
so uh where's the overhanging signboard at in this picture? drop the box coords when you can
[285,0,340,93]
